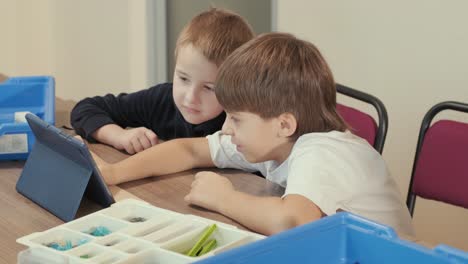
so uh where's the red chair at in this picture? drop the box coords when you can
[406,101,468,216]
[336,84,388,154]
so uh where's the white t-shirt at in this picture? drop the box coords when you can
[207,130,414,235]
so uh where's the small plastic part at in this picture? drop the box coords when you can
[198,239,218,256]
[126,217,147,223]
[187,224,217,257]
[87,226,112,237]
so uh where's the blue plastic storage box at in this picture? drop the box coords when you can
[0,76,55,160]
[196,212,468,264]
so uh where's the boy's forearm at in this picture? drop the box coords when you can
[108,138,214,184]
[92,124,125,147]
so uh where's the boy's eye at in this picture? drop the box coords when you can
[179,76,189,82]
[204,85,214,91]
[230,116,239,123]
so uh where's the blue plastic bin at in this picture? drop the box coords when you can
[0,76,55,160]
[196,212,468,264]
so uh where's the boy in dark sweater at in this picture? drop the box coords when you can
[71,8,254,154]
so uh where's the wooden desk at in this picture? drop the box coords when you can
[0,127,284,263]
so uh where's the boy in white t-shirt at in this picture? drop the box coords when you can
[94,33,414,236]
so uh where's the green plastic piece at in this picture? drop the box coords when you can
[187,224,217,257]
[198,239,217,256]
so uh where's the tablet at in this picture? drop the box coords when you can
[16,113,115,221]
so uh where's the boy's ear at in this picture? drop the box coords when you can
[277,113,297,138]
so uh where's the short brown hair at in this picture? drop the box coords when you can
[175,8,255,66]
[215,33,347,137]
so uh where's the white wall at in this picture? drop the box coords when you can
[278,0,468,250]
[0,0,165,100]
[1,0,54,77]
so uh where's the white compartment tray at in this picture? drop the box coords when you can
[17,199,264,263]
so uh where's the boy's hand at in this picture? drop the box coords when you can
[114,127,158,154]
[185,171,235,212]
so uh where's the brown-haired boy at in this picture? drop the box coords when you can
[71,8,254,154]
[93,33,414,236]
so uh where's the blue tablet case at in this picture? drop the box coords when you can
[16,113,115,222]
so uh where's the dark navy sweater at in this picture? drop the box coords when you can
[71,83,225,142]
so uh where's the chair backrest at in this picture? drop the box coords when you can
[336,84,388,154]
[406,101,468,216]
[0,73,7,83]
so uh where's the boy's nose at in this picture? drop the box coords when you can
[184,86,199,104]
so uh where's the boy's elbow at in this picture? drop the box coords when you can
[265,195,324,235]
[266,205,322,235]
[266,214,298,236]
